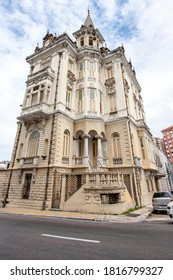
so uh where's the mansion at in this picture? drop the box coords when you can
[0,11,172,214]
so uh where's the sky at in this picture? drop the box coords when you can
[0,0,173,161]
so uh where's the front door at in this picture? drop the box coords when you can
[22,173,32,199]
[92,139,98,168]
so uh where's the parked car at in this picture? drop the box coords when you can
[167,201,173,218]
[152,191,173,213]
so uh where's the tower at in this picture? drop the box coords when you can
[0,11,171,213]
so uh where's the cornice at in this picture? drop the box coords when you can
[26,33,78,64]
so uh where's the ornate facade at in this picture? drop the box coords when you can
[0,11,172,213]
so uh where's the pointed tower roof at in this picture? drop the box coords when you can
[73,10,105,48]
[83,9,94,27]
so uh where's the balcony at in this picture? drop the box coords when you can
[18,102,51,122]
[104,77,115,87]
[26,67,55,85]
[19,156,39,168]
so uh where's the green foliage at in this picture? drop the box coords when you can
[123,206,143,214]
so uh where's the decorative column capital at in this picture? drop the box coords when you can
[95,135,103,140]
[82,133,91,138]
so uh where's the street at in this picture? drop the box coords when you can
[0,213,173,260]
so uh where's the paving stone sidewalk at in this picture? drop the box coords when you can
[0,205,152,223]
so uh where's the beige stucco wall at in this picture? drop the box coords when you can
[61,184,134,214]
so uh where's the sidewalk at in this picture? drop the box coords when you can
[0,205,152,223]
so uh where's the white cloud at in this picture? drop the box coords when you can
[0,0,173,159]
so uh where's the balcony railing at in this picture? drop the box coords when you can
[18,102,51,122]
[27,67,55,84]
[113,157,123,165]
[19,156,39,167]
[73,157,83,165]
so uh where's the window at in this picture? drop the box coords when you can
[112,133,121,158]
[28,131,40,157]
[40,89,44,103]
[31,93,38,105]
[109,93,116,112]
[89,62,94,77]
[107,67,113,78]
[68,60,73,72]
[89,36,93,46]
[30,84,46,106]
[139,137,145,159]
[89,88,95,111]
[79,63,83,79]
[101,193,119,204]
[63,130,70,157]
[78,89,83,112]
[80,37,84,46]
[66,89,71,108]
[78,136,83,157]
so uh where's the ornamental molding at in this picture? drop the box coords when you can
[67,70,76,88]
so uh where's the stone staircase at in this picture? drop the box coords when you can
[5,198,43,210]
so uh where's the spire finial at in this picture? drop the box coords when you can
[88,6,90,15]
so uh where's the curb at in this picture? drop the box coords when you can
[0,208,152,223]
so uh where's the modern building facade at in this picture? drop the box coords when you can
[0,11,172,213]
[161,125,173,164]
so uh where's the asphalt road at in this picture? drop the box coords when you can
[0,213,173,260]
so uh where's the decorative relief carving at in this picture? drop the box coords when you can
[104,77,116,95]
[26,67,55,86]
[106,85,116,95]
[67,70,76,88]
[123,78,130,93]
[104,77,115,87]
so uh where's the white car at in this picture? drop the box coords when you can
[167,201,173,218]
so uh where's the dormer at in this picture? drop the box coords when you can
[73,10,105,49]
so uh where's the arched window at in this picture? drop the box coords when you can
[43,139,48,158]
[66,88,71,108]
[79,63,83,79]
[28,131,40,157]
[78,136,83,157]
[78,89,83,112]
[63,130,70,157]
[89,36,93,46]
[80,37,84,46]
[112,132,121,158]
[89,88,95,111]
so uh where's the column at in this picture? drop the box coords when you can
[72,136,78,165]
[96,135,103,166]
[82,134,90,165]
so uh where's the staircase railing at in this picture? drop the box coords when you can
[88,160,94,172]
[97,159,107,172]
